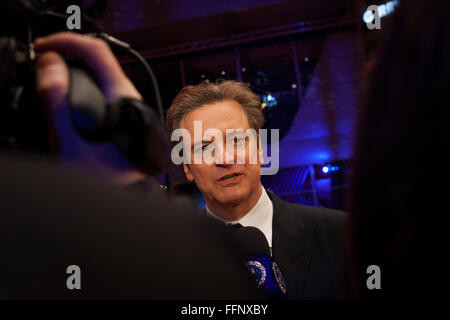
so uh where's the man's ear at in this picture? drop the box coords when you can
[183,163,195,182]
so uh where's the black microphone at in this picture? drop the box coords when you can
[233,226,287,298]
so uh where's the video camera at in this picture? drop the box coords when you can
[0,0,169,174]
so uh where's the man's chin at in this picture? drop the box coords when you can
[214,191,246,208]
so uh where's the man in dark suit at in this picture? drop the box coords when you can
[269,190,348,299]
[166,80,350,299]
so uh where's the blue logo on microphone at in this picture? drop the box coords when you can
[272,261,287,294]
[246,261,267,288]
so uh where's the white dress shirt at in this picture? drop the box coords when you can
[206,187,274,251]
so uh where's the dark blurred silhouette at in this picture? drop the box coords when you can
[1,155,261,299]
[351,0,450,298]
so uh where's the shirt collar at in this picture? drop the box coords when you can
[206,187,273,247]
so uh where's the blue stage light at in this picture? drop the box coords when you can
[322,165,340,174]
[262,94,278,108]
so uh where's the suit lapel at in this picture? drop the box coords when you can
[268,190,316,299]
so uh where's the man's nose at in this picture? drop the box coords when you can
[214,143,235,167]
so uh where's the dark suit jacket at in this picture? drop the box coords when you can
[267,190,350,300]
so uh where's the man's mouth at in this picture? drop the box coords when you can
[219,173,241,181]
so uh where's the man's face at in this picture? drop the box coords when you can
[180,100,263,210]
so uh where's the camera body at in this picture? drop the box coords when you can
[0,0,91,152]
[0,0,169,174]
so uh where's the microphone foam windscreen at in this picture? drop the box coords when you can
[233,226,270,259]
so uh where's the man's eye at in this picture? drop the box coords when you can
[202,143,213,151]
